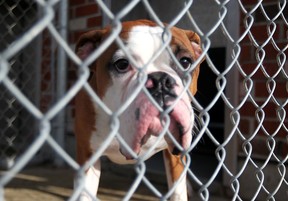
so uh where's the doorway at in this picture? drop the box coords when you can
[190,47,226,181]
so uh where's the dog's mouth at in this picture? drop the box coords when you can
[145,113,190,154]
[120,96,193,160]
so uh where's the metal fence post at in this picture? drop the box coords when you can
[54,0,68,167]
[223,0,240,189]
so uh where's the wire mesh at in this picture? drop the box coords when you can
[0,0,287,201]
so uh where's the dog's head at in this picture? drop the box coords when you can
[76,20,204,160]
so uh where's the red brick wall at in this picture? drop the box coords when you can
[69,0,103,46]
[66,0,103,128]
[239,0,288,158]
[40,0,103,114]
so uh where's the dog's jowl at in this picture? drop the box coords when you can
[74,19,204,201]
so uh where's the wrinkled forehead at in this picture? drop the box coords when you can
[127,25,165,44]
[118,25,168,63]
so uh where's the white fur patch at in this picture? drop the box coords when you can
[127,26,172,73]
[77,163,101,201]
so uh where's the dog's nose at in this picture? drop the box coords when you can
[146,72,177,108]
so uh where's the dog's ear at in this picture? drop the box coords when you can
[184,31,203,61]
[76,29,107,60]
[184,31,205,96]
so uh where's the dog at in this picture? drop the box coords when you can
[74,19,203,201]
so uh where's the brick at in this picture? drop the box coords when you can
[239,12,246,25]
[240,101,256,117]
[253,62,281,80]
[239,137,270,157]
[261,101,281,117]
[255,81,287,98]
[42,35,52,47]
[263,120,287,139]
[239,81,249,99]
[240,44,253,62]
[69,7,75,19]
[239,61,285,82]
[248,138,286,157]
[41,81,50,91]
[255,4,279,23]
[263,101,286,119]
[254,81,267,97]
[71,106,76,117]
[239,118,253,135]
[240,100,284,119]
[252,138,270,156]
[244,138,287,158]
[255,118,279,136]
[240,0,259,5]
[242,24,281,43]
[281,140,288,157]
[240,63,258,77]
[69,32,74,44]
[40,95,52,111]
[42,71,52,81]
[68,69,77,81]
[75,4,99,17]
[241,0,278,6]
[262,42,287,61]
[87,16,102,28]
[240,42,287,65]
[70,0,85,6]
[239,29,251,44]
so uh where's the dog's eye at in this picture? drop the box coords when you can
[113,59,130,73]
[179,57,193,69]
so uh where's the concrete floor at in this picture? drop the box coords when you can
[2,165,167,201]
[2,156,229,201]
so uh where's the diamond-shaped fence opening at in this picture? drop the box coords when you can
[0,0,288,201]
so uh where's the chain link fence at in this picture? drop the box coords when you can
[0,0,288,200]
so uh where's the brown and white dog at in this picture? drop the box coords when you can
[74,19,203,201]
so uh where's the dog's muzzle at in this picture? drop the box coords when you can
[146,72,178,109]
[119,71,193,160]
